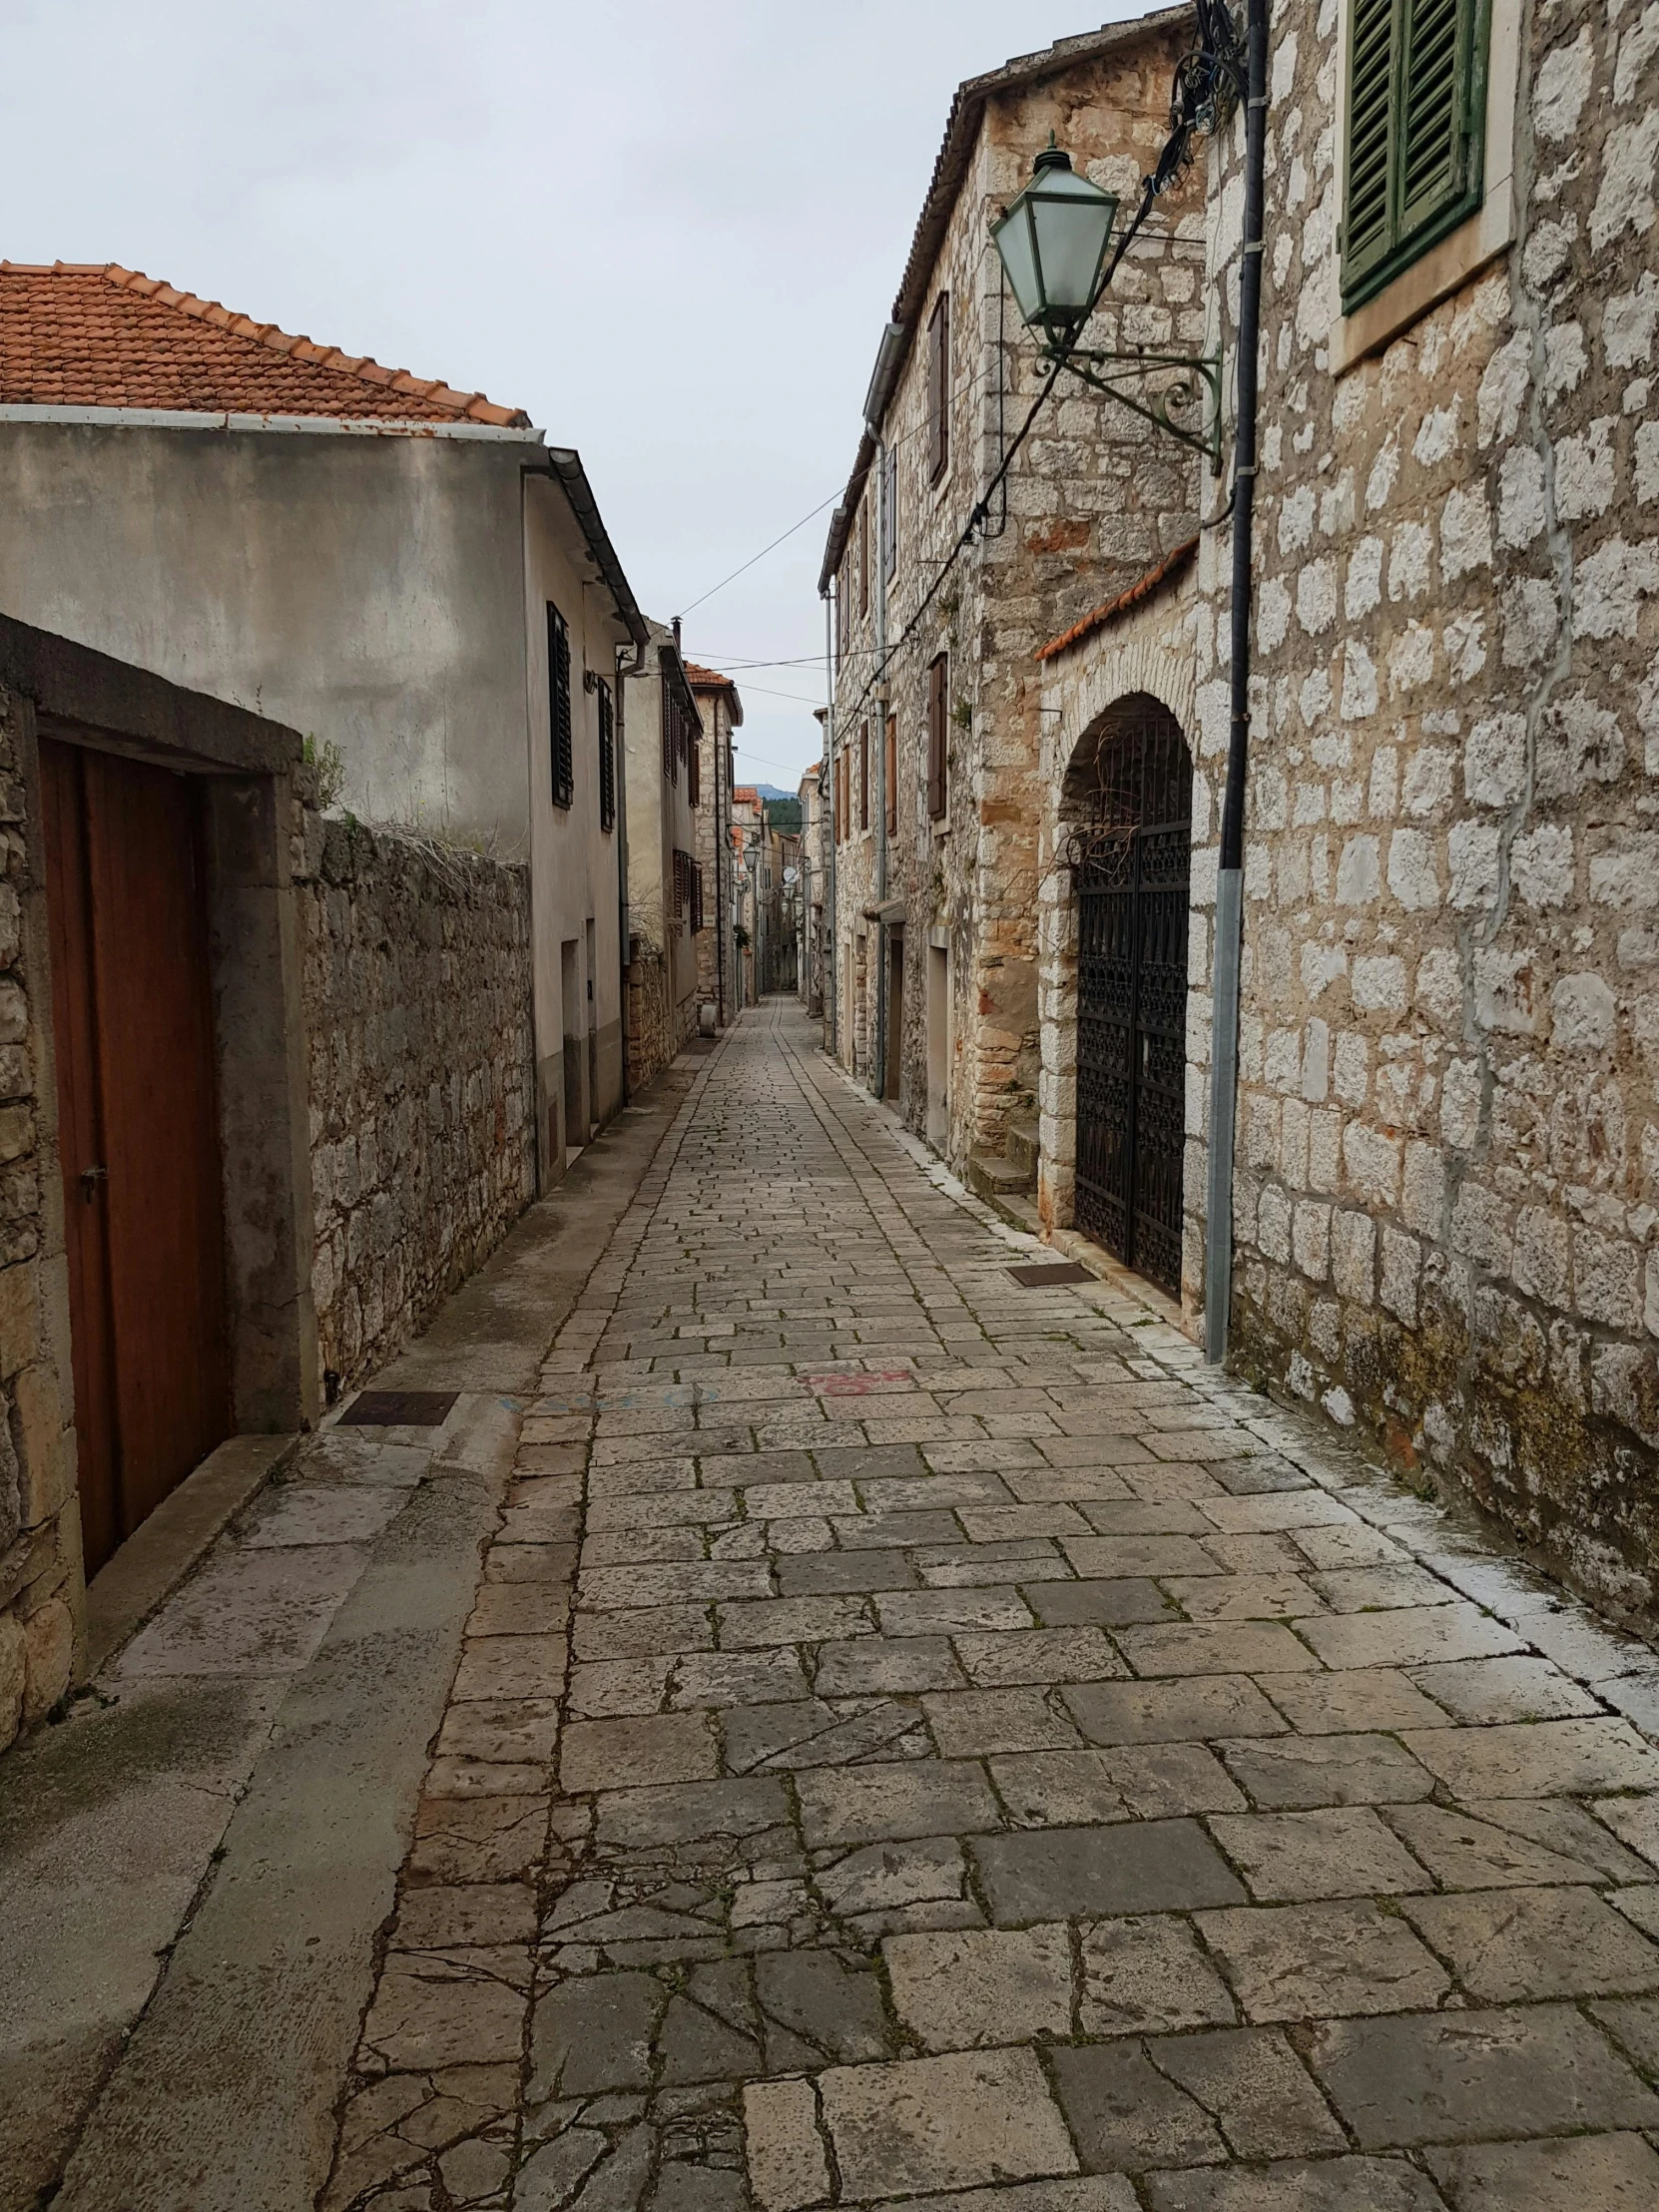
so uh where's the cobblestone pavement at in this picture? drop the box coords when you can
[325,1002,1659,2212]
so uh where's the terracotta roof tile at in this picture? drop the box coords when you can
[1035,536,1200,662]
[683,662,736,689]
[0,262,530,426]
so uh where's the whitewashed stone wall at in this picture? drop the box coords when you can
[299,813,536,1396]
[1203,0,1659,1609]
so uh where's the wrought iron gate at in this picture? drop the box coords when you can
[1072,702,1193,1297]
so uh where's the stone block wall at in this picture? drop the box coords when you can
[829,26,1204,1167]
[1203,0,1659,1610]
[298,812,536,1396]
[0,679,78,1749]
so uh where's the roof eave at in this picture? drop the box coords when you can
[818,3,1195,592]
[544,446,651,652]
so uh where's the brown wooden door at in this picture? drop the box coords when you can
[40,739,232,1573]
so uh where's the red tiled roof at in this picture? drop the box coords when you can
[0,262,529,425]
[1035,536,1200,662]
[682,661,744,726]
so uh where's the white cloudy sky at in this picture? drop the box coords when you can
[6,0,1147,788]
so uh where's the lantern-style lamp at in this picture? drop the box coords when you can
[991,141,1120,350]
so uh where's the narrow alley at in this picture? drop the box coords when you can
[306,1002,1659,2211]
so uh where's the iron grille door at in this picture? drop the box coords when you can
[1073,707,1192,1297]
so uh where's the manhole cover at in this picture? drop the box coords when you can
[1007,1262,1096,1287]
[338,1389,458,1427]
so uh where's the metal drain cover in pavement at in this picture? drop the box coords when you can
[1007,1262,1096,1287]
[338,1389,458,1427]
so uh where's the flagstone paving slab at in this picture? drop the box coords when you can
[315,1005,1659,2209]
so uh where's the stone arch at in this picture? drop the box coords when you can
[1038,677,1203,1316]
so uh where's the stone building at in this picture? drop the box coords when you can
[0,261,647,1184]
[820,9,1202,1175]
[732,786,763,1010]
[623,623,705,1090]
[1025,0,1659,1614]
[798,758,827,1018]
[685,664,743,1027]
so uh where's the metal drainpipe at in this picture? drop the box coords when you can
[871,439,889,1097]
[1204,0,1269,1366]
[825,587,837,1058]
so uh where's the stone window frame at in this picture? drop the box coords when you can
[1330,0,1523,373]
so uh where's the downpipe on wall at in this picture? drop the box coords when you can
[1203,0,1268,1367]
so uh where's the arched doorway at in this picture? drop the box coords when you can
[1067,695,1193,1297]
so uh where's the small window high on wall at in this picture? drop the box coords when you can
[548,603,573,809]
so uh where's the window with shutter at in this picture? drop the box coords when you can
[1342,0,1486,314]
[928,293,950,482]
[926,654,948,822]
[885,715,897,836]
[858,505,869,616]
[858,723,869,832]
[548,603,573,809]
[688,716,701,809]
[881,447,898,584]
[597,678,615,832]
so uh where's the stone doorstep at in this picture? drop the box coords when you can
[82,1430,302,1678]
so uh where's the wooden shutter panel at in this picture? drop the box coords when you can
[548,604,573,808]
[1398,0,1473,238]
[926,654,947,821]
[928,293,949,481]
[885,715,897,836]
[858,723,868,831]
[1343,0,1395,301]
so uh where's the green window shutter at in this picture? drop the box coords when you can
[1344,0,1396,302]
[1398,0,1475,236]
[1342,0,1486,315]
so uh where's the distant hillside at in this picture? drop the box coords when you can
[765,798,802,831]
[754,783,797,801]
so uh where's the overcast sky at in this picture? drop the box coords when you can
[7,0,1147,788]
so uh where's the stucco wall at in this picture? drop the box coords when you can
[299,810,536,1396]
[522,477,628,1169]
[623,630,700,1091]
[0,422,537,848]
[1202,0,1659,1610]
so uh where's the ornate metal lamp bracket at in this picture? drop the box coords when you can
[1043,344,1226,475]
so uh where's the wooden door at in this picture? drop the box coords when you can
[40,739,232,1572]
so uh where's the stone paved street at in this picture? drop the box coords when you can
[327,1004,1659,2212]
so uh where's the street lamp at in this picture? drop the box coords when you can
[990,138,1225,473]
[989,143,1119,352]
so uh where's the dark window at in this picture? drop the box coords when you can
[881,445,898,584]
[884,714,897,836]
[858,504,869,615]
[548,603,573,809]
[927,653,948,821]
[661,676,678,785]
[858,722,869,832]
[597,677,616,832]
[688,714,701,808]
[692,860,706,933]
[927,292,950,482]
[1342,0,1486,313]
